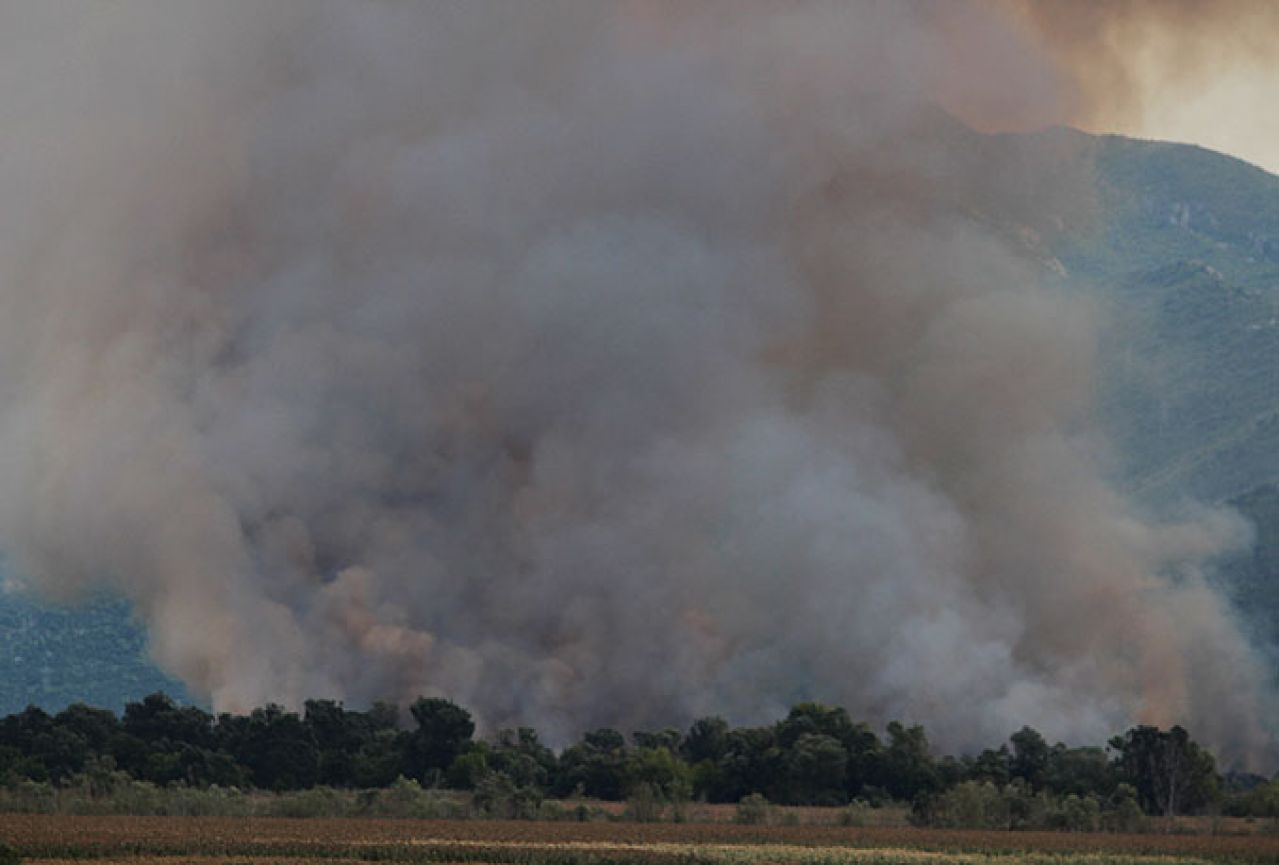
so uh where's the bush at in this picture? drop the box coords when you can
[931,781,1010,829]
[266,786,349,819]
[472,771,542,820]
[840,800,874,827]
[362,776,467,819]
[0,779,55,814]
[735,793,770,825]
[1048,794,1101,832]
[0,842,18,865]
[1105,784,1147,833]
[623,782,664,823]
[536,799,569,821]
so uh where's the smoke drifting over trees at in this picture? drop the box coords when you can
[0,3,1271,763]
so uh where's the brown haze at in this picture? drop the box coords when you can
[0,1,1272,762]
[1000,1,1279,146]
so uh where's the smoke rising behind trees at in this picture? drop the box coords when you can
[0,2,1272,763]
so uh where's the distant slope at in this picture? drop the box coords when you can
[1041,133,1279,659]
[0,589,190,715]
[1070,135,1279,287]
[1220,485,1279,655]
[1057,134,1279,504]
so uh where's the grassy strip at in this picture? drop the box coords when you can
[5,838,1250,865]
[11,841,698,865]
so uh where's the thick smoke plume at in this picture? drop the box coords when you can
[0,2,1272,761]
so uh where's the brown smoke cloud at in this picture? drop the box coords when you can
[0,1,1272,763]
[999,0,1279,131]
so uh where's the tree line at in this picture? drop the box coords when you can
[1,693,1274,821]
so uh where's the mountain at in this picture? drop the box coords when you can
[0,589,189,715]
[995,130,1279,659]
[1,124,1278,715]
[1056,133,1279,504]
[1219,484,1279,654]
[1002,131,1279,655]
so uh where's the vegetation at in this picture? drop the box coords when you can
[7,814,1279,865]
[1,693,1272,829]
[0,594,189,718]
[1221,484,1279,652]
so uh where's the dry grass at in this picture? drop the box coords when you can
[6,815,1279,865]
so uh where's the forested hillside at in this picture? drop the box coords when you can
[0,592,188,715]
[1063,135,1279,504]
[1047,135,1279,658]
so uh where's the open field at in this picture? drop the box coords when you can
[6,816,1279,865]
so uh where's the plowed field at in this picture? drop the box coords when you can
[5,815,1279,865]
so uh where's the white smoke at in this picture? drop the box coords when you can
[0,1,1270,761]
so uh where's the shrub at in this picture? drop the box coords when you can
[931,781,1010,829]
[1049,793,1101,832]
[266,786,349,819]
[1105,784,1147,833]
[623,782,664,823]
[735,793,770,825]
[363,775,467,819]
[536,799,568,821]
[473,771,542,820]
[840,800,874,826]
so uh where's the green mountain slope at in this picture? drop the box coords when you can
[1060,135,1279,503]
[0,589,190,715]
[1220,485,1279,654]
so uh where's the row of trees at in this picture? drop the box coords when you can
[0,693,1262,818]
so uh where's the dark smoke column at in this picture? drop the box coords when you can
[0,1,1269,763]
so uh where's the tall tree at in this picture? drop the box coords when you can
[880,722,938,802]
[1009,726,1050,790]
[1110,725,1218,816]
[407,698,475,784]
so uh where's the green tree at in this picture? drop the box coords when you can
[780,733,847,805]
[1044,745,1116,798]
[715,726,782,803]
[232,704,319,791]
[123,692,215,749]
[305,699,363,787]
[54,703,120,754]
[1109,725,1218,816]
[407,698,474,784]
[681,717,730,764]
[880,722,937,802]
[624,745,691,801]
[489,727,556,789]
[633,728,681,752]
[352,728,408,788]
[557,728,628,799]
[1010,726,1050,790]
[969,746,1011,786]
[445,747,490,789]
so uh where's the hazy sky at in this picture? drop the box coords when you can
[1122,67,1279,175]
[998,0,1279,175]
